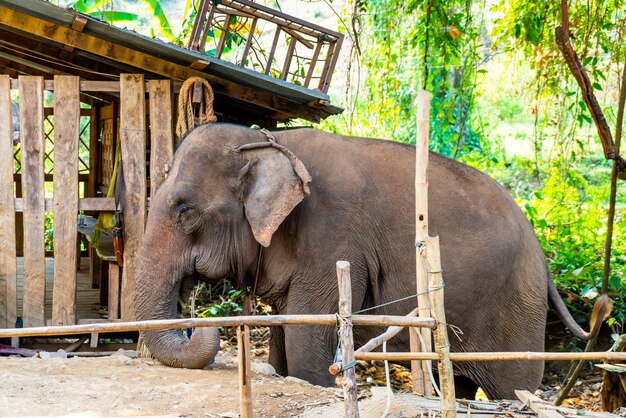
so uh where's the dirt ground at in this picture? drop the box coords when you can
[0,346,341,418]
[0,338,614,417]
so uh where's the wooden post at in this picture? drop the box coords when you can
[148,80,174,196]
[412,89,432,396]
[426,236,456,417]
[19,76,46,328]
[0,75,17,330]
[108,263,120,320]
[51,75,80,326]
[120,74,147,322]
[336,261,360,418]
[237,324,253,418]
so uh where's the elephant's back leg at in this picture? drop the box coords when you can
[443,247,548,399]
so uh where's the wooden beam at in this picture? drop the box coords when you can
[108,263,120,320]
[189,59,210,71]
[0,75,17,329]
[0,6,323,122]
[63,14,88,53]
[148,80,174,195]
[0,314,437,338]
[19,76,46,328]
[51,75,80,326]
[15,197,116,212]
[120,74,147,322]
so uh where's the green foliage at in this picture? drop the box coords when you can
[44,213,54,253]
[196,289,244,318]
[185,282,245,319]
[60,0,175,40]
[323,0,487,158]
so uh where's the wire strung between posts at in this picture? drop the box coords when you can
[353,284,444,314]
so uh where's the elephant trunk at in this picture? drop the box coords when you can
[135,238,220,369]
[138,327,220,369]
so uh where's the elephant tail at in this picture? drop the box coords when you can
[548,277,612,340]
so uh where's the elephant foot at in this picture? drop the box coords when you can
[453,375,479,400]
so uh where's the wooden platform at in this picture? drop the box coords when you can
[15,257,105,325]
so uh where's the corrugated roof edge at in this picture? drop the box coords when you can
[1,0,343,113]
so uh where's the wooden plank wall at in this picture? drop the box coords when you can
[19,76,46,328]
[0,75,175,329]
[148,79,174,195]
[51,76,80,326]
[0,75,17,329]
[120,74,147,322]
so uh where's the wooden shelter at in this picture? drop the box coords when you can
[0,0,342,335]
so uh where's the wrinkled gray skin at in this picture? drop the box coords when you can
[135,123,587,400]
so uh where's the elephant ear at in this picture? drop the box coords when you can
[238,142,312,247]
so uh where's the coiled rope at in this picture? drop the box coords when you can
[175,77,217,140]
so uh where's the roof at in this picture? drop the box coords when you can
[0,0,343,123]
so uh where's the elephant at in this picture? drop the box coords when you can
[135,123,608,400]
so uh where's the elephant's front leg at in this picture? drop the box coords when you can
[268,325,288,376]
[284,324,337,387]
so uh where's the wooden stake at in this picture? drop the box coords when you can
[426,236,456,417]
[237,324,253,418]
[413,89,432,396]
[336,260,360,418]
[0,75,17,330]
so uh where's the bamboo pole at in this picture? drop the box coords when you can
[237,324,253,418]
[426,236,456,417]
[355,351,626,362]
[413,89,433,396]
[329,308,418,375]
[336,261,360,418]
[0,315,436,338]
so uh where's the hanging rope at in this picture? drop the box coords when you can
[175,77,217,140]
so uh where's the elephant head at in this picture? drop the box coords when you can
[135,124,311,368]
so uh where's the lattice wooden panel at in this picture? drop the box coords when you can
[101,117,114,190]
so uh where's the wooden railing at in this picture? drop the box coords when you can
[188,0,343,93]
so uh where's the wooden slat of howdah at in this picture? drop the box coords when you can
[19,76,46,328]
[120,74,147,322]
[0,7,325,122]
[148,79,174,195]
[0,75,17,329]
[51,75,80,326]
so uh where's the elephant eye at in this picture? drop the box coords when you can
[178,205,190,216]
